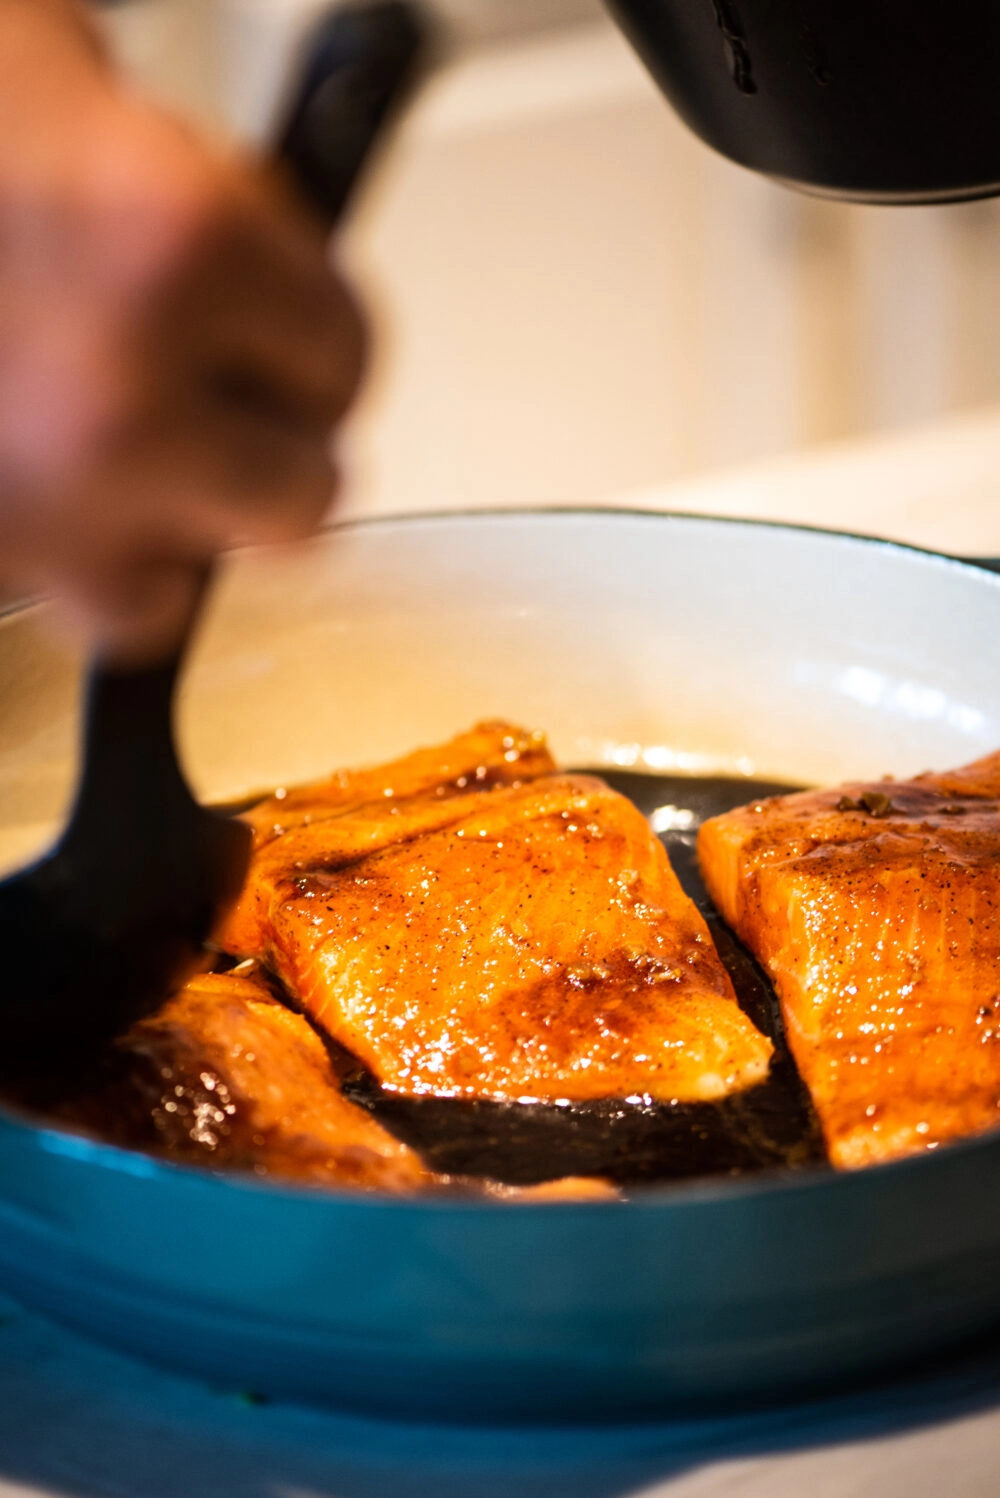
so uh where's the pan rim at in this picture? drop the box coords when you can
[0,503,996,633]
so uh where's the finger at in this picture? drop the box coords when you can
[145,168,369,435]
[64,565,204,665]
[0,515,199,663]
[85,384,341,549]
[194,285,367,440]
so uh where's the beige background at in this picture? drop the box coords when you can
[104,0,1000,540]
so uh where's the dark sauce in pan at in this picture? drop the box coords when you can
[10,772,829,1191]
[337,772,829,1189]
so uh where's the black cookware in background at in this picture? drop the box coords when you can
[604,0,1000,203]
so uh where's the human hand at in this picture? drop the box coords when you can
[0,0,366,662]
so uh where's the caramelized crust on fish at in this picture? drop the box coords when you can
[48,965,620,1200]
[243,720,556,850]
[219,723,772,1105]
[224,722,558,956]
[54,968,434,1193]
[698,750,1000,1168]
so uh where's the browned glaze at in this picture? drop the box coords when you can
[242,719,556,850]
[220,722,557,959]
[698,749,1000,1168]
[340,769,824,1187]
[39,964,622,1198]
[11,762,826,1193]
[47,966,434,1193]
[218,723,773,1106]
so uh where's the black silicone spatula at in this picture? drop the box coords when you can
[0,1,426,1076]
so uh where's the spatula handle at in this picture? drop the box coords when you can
[278,0,428,226]
[70,0,430,948]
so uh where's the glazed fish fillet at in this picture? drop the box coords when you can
[53,967,433,1193]
[698,750,1000,1168]
[218,723,772,1104]
[48,964,618,1199]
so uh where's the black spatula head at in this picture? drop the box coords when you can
[0,655,250,1077]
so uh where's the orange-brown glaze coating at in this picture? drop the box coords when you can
[220,723,772,1104]
[242,720,556,850]
[54,968,433,1193]
[220,722,557,956]
[698,749,1000,1168]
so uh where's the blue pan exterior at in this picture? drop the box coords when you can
[0,1104,1000,1421]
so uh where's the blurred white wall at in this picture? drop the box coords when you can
[101,1,1000,516]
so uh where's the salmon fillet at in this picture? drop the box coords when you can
[242,719,556,850]
[698,750,1000,1168]
[52,967,433,1193]
[48,964,620,1199]
[218,723,772,1105]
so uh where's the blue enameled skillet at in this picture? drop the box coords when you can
[0,510,997,1421]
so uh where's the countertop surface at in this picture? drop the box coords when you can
[4,408,1000,1497]
[339,399,1000,561]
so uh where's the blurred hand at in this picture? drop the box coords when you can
[0,0,366,661]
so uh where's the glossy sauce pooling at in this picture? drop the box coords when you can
[18,761,827,1192]
[342,772,827,1187]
